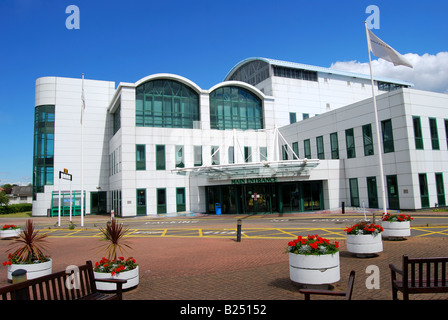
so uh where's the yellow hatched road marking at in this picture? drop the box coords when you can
[41,226,448,239]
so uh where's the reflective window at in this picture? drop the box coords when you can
[209,86,263,130]
[33,105,55,197]
[136,79,199,128]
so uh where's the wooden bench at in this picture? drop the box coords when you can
[389,255,448,300]
[0,260,127,300]
[299,270,356,300]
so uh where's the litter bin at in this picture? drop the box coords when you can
[215,203,221,215]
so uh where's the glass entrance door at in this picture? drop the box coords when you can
[366,177,378,209]
[91,191,107,214]
[244,185,271,214]
[386,175,400,210]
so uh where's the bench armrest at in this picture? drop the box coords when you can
[389,263,403,276]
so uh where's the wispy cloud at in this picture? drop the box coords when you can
[330,52,448,94]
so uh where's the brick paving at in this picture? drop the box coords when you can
[0,214,447,302]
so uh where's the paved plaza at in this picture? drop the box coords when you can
[1,212,447,305]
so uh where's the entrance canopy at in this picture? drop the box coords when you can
[171,159,319,181]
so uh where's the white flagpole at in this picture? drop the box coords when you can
[365,22,387,223]
[81,73,85,227]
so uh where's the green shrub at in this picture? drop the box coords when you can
[0,203,32,214]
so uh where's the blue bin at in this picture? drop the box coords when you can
[215,203,221,215]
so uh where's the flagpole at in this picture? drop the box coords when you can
[365,21,387,223]
[81,73,85,227]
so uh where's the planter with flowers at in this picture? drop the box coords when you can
[287,234,340,285]
[93,218,139,291]
[345,222,383,257]
[381,213,413,238]
[0,225,22,239]
[2,220,52,281]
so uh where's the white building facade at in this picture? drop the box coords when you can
[32,57,447,217]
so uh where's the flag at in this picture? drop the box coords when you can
[367,28,413,68]
[81,74,85,124]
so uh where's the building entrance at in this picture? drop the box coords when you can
[206,181,322,214]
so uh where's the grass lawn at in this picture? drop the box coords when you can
[0,212,32,218]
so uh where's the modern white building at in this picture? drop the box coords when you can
[32,57,448,217]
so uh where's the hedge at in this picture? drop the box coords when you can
[0,203,32,214]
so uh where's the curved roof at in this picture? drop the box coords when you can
[135,73,203,94]
[225,57,413,86]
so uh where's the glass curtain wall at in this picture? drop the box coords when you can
[209,86,263,130]
[135,79,199,128]
[33,105,55,198]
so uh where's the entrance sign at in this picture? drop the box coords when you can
[232,177,277,185]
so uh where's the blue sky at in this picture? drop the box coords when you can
[0,0,447,186]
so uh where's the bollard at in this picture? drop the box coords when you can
[237,219,242,242]
[342,202,345,214]
[11,269,27,300]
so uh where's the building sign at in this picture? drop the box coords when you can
[231,177,277,185]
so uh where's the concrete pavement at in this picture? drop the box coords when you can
[1,212,447,302]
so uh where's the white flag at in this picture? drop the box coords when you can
[367,28,413,68]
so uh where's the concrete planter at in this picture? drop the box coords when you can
[0,228,21,239]
[289,252,340,285]
[346,234,383,257]
[7,258,52,281]
[382,221,411,238]
[94,266,139,291]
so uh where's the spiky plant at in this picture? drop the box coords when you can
[98,218,131,261]
[12,219,49,263]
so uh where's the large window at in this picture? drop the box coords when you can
[136,144,146,170]
[435,173,446,206]
[273,66,318,82]
[209,86,263,130]
[33,105,55,197]
[316,136,325,159]
[292,142,299,159]
[330,132,339,159]
[381,119,395,153]
[429,118,440,150]
[194,146,202,167]
[175,145,184,168]
[413,116,424,150]
[304,139,311,159]
[362,124,374,156]
[211,146,220,165]
[345,128,356,159]
[113,104,121,135]
[156,145,166,170]
[136,79,199,128]
[349,178,360,207]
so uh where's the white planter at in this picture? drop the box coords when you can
[289,252,340,285]
[381,221,411,238]
[94,266,139,291]
[0,229,21,239]
[7,258,52,281]
[346,234,383,256]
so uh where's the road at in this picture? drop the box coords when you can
[21,212,448,240]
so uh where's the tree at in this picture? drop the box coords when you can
[0,191,9,207]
